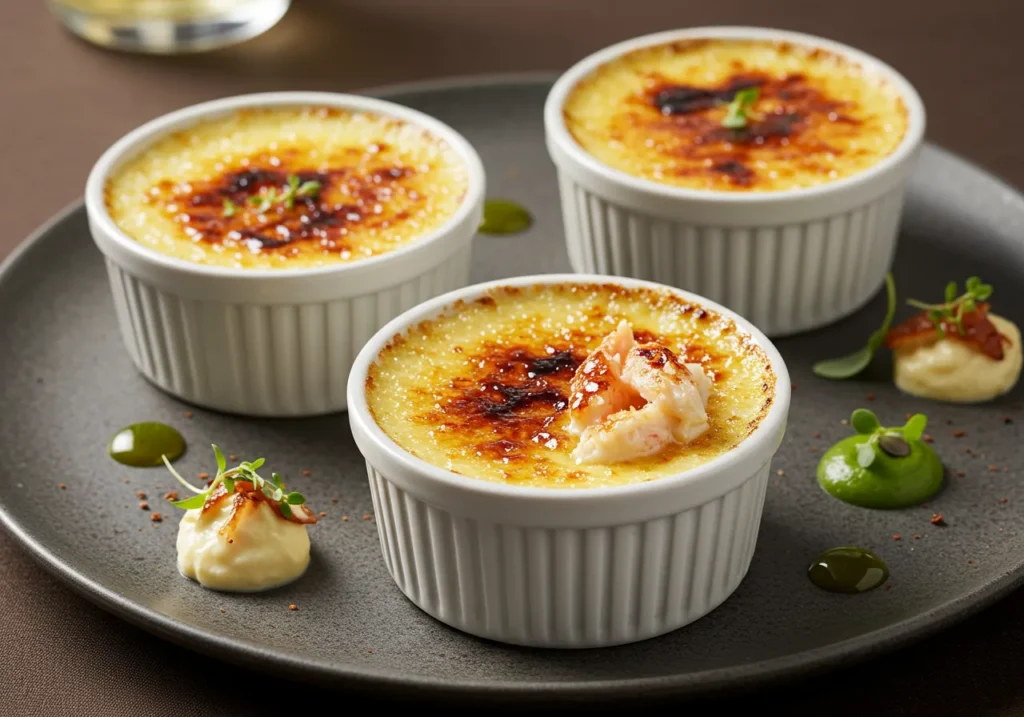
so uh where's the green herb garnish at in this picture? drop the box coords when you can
[281,175,322,209]
[222,198,238,217]
[906,275,993,338]
[722,87,760,129]
[161,444,306,517]
[849,408,926,468]
[813,272,897,379]
[245,175,322,213]
[247,190,278,213]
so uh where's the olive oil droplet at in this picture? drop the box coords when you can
[808,547,889,593]
[479,199,532,235]
[109,422,186,467]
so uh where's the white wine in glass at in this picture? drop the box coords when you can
[48,0,291,54]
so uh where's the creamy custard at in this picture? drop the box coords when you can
[563,39,909,192]
[893,314,1023,403]
[366,283,775,488]
[176,482,313,592]
[105,107,469,269]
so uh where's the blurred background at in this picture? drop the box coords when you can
[3,0,1020,250]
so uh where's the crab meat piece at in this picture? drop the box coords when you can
[572,402,677,465]
[567,320,643,436]
[622,343,711,443]
[568,322,712,464]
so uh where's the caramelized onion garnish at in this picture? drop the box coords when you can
[885,302,1008,360]
[202,480,318,525]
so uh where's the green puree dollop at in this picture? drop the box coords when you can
[109,422,186,467]
[817,409,944,509]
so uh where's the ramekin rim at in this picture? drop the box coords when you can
[543,25,926,204]
[84,91,486,280]
[347,272,792,503]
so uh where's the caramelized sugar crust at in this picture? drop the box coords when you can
[367,283,775,488]
[105,107,468,269]
[563,39,909,192]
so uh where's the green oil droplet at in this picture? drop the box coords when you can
[808,547,889,593]
[479,199,532,235]
[109,422,186,467]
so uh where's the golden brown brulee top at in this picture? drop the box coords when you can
[104,107,469,269]
[562,39,910,192]
[366,283,775,489]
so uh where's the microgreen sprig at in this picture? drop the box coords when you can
[161,444,306,518]
[222,198,238,217]
[906,276,993,338]
[721,87,761,129]
[849,408,927,468]
[282,175,322,209]
[813,272,897,379]
[236,175,322,215]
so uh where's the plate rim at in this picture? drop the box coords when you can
[3,74,1024,702]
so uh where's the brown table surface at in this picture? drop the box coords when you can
[4,1,1024,714]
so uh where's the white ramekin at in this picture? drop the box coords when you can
[347,274,791,648]
[86,92,485,417]
[545,26,926,337]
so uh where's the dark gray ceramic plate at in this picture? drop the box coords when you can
[2,77,1024,703]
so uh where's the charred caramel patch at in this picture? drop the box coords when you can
[633,343,684,369]
[366,283,776,488]
[639,71,855,187]
[425,343,581,469]
[563,39,908,192]
[168,165,417,255]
